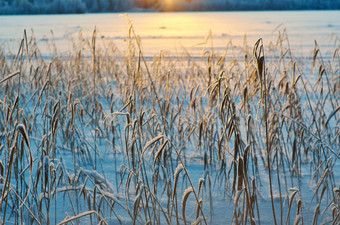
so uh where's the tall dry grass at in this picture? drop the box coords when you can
[0,23,339,225]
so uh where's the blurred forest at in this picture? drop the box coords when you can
[0,0,339,14]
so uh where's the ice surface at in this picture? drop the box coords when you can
[1,11,339,58]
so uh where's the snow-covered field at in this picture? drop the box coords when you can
[0,11,339,225]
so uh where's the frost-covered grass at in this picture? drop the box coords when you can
[0,23,339,225]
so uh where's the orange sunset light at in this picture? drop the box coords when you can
[163,0,175,11]
[135,0,181,11]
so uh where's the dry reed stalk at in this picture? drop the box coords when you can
[182,186,193,225]
[253,38,277,225]
[166,138,208,225]
[58,210,108,225]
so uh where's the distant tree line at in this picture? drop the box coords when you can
[0,0,133,14]
[0,0,339,14]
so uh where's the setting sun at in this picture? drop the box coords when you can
[162,0,175,11]
[134,0,194,11]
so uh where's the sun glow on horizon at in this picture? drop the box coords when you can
[163,0,175,11]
